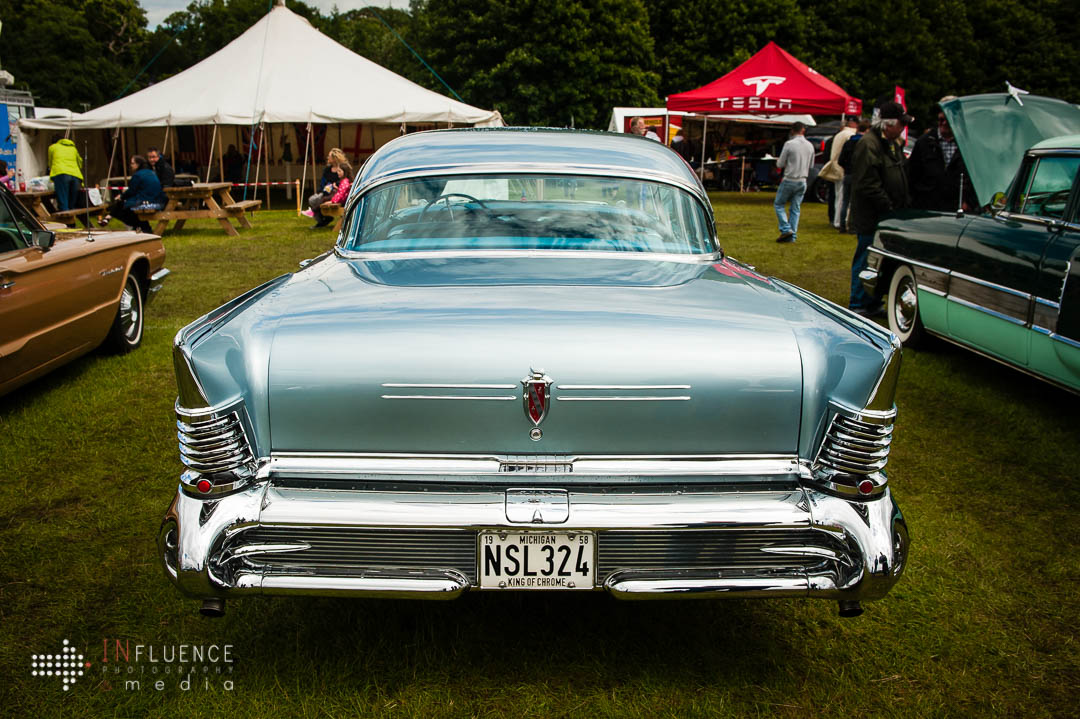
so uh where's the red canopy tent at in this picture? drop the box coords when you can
[667,42,862,116]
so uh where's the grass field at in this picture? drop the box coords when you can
[1,195,1077,717]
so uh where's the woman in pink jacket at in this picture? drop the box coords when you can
[311,161,352,228]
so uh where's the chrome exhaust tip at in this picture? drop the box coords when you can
[200,598,226,618]
[838,600,863,618]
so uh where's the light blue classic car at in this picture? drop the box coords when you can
[160,129,907,618]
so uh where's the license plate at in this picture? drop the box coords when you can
[478,531,594,589]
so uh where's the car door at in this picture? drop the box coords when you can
[1029,164,1080,390]
[946,152,1080,364]
[0,191,103,390]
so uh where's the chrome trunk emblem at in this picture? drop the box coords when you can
[521,369,553,440]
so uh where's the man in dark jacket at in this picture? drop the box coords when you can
[146,147,175,188]
[848,102,912,315]
[907,102,976,211]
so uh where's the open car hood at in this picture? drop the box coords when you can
[942,93,1080,207]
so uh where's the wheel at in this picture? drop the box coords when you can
[887,265,924,346]
[418,193,490,222]
[812,178,830,203]
[104,274,144,353]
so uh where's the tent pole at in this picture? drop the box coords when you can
[162,123,170,158]
[699,116,708,182]
[105,126,120,189]
[263,125,271,210]
[168,119,178,170]
[663,110,669,146]
[217,127,225,184]
[300,123,311,208]
[205,123,218,183]
[253,124,263,207]
[120,127,129,182]
[310,124,318,195]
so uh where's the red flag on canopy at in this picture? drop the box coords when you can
[666,42,862,116]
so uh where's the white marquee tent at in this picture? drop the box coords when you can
[17,0,502,184]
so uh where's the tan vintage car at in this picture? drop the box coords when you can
[0,183,169,397]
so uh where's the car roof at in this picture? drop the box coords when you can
[1030,134,1080,151]
[354,127,706,201]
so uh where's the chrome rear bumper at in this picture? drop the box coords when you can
[159,481,907,603]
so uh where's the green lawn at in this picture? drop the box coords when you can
[1,196,1077,717]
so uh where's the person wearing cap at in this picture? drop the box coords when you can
[773,121,815,243]
[907,97,977,212]
[848,101,912,316]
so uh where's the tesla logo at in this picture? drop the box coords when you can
[742,75,786,95]
[521,369,553,440]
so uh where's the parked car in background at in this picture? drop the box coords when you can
[160,128,908,619]
[0,183,169,397]
[860,93,1080,392]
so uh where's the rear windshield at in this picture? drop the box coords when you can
[342,174,714,255]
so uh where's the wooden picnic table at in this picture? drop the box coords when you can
[16,189,105,228]
[15,189,55,222]
[136,182,260,237]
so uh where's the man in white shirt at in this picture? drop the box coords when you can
[830,118,858,229]
[773,122,815,242]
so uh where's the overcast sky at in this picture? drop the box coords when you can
[141,1,409,29]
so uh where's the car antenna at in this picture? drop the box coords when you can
[84,138,94,242]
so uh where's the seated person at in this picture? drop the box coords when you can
[303,148,348,218]
[99,155,167,232]
[310,161,353,228]
[147,146,175,188]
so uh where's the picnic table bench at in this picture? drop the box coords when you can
[16,189,107,227]
[50,205,107,228]
[134,182,260,237]
[319,202,345,231]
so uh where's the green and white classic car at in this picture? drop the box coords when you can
[861,93,1080,392]
[160,129,907,618]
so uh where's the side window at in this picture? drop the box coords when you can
[1019,156,1080,219]
[0,193,32,253]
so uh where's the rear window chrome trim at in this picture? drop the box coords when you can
[335,247,724,264]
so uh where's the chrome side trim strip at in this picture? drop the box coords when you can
[336,248,722,264]
[557,396,691,401]
[267,453,802,478]
[951,270,1032,300]
[557,384,691,390]
[868,247,952,276]
[381,395,516,401]
[382,383,517,389]
[947,296,1027,326]
[1035,297,1061,309]
[919,285,947,297]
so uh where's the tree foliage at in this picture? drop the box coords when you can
[0,0,150,109]
[0,0,1076,131]
[410,0,659,127]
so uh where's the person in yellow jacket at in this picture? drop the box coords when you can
[47,135,84,211]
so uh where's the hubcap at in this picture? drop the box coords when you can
[894,277,917,333]
[119,280,141,341]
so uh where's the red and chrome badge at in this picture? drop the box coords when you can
[521,369,553,440]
